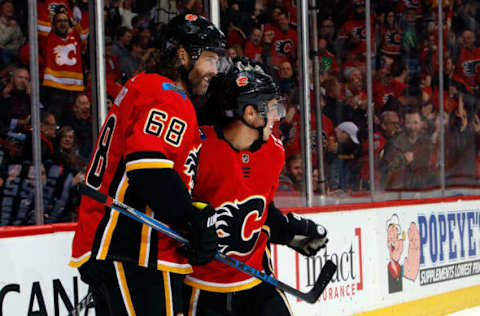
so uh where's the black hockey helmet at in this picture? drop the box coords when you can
[215,57,284,123]
[164,13,226,62]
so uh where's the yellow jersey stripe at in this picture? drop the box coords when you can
[96,210,120,260]
[157,262,193,274]
[188,288,200,316]
[139,206,153,267]
[184,277,262,293]
[163,271,173,316]
[114,261,136,316]
[69,252,91,268]
[126,161,174,172]
[44,67,84,79]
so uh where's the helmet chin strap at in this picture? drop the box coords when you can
[240,115,266,140]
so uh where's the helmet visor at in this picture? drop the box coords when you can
[266,97,287,121]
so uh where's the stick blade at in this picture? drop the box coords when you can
[304,259,337,303]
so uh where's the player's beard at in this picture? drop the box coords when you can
[188,68,210,96]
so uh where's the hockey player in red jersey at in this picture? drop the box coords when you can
[70,14,225,316]
[183,57,328,316]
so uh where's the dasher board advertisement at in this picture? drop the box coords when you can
[273,210,373,316]
[0,230,92,316]
[376,201,480,307]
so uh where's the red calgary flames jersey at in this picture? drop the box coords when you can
[184,126,284,292]
[455,47,480,90]
[43,31,84,91]
[244,40,262,61]
[272,29,298,67]
[71,73,200,274]
[380,26,402,56]
[338,18,375,57]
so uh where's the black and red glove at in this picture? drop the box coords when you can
[285,213,328,257]
[180,202,218,265]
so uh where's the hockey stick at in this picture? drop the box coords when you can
[68,290,93,316]
[79,184,336,303]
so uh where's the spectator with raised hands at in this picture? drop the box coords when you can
[42,9,84,119]
[443,94,479,185]
[118,0,137,28]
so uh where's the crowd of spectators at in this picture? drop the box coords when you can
[1,0,480,225]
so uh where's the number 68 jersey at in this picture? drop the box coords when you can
[70,73,200,274]
[185,125,285,292]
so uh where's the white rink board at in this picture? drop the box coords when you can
[272,210,373,316]
[273,200,480,315]
[0,231,91,316]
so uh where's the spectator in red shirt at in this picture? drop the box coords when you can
[454,29,480,93]
[271,9,297,68]
[244,26,263,62]
[385,61,409,101]
[336,0,375,61]
[105,36,121,83]
[379,10,403,57]
[226,2,248,48]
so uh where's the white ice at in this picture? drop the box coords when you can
[447,306,480,316]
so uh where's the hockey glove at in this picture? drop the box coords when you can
[286,213,328,257]
[180,202,218,266]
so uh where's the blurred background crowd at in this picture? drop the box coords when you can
[1,0,480,225]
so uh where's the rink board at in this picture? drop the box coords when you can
[0,224,91,316]
[276,198,480,315]
[1,198,480,315]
